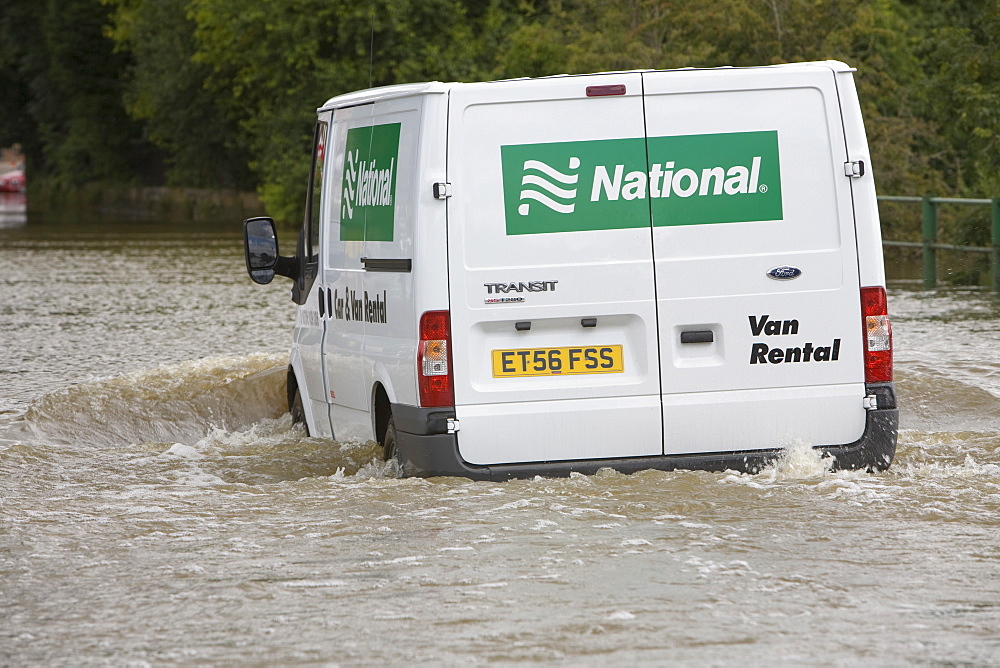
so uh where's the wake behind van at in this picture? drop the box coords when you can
[243,61,898,479]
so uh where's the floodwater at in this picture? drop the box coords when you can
[2,217,999,665]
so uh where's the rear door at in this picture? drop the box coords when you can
[642,65,867,454]
[446,74,662,465]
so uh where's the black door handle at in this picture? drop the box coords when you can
[680,330,714,344]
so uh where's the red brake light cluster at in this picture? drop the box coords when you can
[418,310,454,407]
[860,287,893,383]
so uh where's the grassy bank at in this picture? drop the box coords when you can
[27,181,263,223]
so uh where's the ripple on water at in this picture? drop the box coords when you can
[4,272,1000,663]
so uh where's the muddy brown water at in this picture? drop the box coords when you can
[2,218,999,665]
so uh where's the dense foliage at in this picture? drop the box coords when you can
[1,0,998,227]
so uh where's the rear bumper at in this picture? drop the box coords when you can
[391,383,898,480]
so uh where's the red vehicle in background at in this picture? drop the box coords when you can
[0,169,26,193]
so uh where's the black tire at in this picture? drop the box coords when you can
[382,416,397,460]
[290,387,309,436]
[382,417,404,477]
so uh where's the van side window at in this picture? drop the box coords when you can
[307,121,328,259]
[289,120,328,305]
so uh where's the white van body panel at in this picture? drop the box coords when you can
[642,64,868,451]
[288,346,332,438]
[662,384,864,455]
[457,396,663,465]
[446,73,663,464]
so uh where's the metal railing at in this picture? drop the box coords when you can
[879,195,1000,291]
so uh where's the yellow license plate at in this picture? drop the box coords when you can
[491,345,624,378]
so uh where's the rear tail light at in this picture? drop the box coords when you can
[418,310,454,407]
[860,286,893,383]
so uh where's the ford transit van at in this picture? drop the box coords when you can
[243,61,898,479]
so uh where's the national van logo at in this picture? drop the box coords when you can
[501,131,783,235]
[516,158,581,216]
[340,123,401,242]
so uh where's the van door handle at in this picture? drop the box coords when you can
[361,257,412,272]
[680,330,714,344]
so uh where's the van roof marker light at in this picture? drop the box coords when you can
[586,84,626,97]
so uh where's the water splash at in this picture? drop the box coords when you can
[22,353,288,449]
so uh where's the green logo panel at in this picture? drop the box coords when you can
[340,123,400,241]
[501,131,783,235]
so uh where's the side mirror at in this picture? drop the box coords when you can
[244,217,279,284]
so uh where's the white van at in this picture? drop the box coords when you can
[243,61,897,479]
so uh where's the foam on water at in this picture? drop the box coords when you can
[717,439,837,489]
[162,443,204,459]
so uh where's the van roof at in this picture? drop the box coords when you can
[317,60,854,112]
[319,81,450,111]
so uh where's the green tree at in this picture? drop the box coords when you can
[908,0,1000,195]
[106,0,255,189]
[6,0,155,186]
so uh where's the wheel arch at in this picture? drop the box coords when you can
[370,361,401,447]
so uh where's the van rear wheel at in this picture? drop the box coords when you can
[382,417,397,460]
[382,417,403,476]
[290,387,309,435]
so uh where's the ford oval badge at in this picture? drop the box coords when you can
[767,265,802,280]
